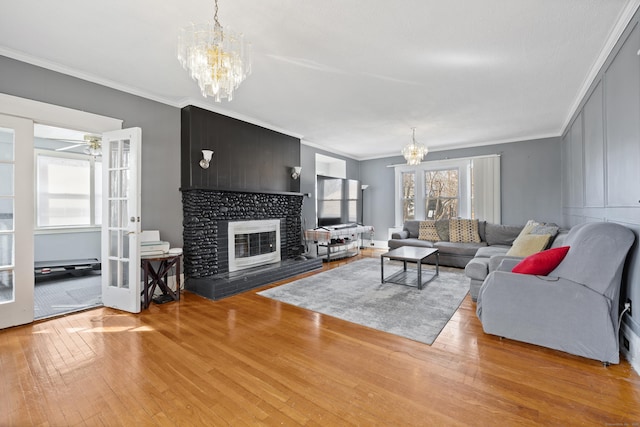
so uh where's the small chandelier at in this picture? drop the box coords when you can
[177,0,251,102]
[402,128,428,165]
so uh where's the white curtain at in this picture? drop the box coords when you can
[472,155,501,223]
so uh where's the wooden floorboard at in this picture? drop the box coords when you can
[2,249,640,426]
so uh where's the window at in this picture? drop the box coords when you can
[401,172,415,222]
[394,155,500,225]
[36,151,101,228]
[425,169,459,220]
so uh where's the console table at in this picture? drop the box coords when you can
[140,253,181,309]
[304,224,374,262]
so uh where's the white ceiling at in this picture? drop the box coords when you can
[1,1,638,160]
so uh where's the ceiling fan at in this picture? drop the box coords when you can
[54,134,102,156]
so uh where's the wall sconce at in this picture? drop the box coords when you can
[200,149,214,169]
[291,166,302,180]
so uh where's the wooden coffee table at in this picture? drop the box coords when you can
[380,247,439,290]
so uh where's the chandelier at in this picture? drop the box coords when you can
[177,0,251,102]
[402,128,428,165]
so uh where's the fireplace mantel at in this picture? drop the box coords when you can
[180,186,305,197]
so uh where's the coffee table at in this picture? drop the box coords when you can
[380,247,439,290]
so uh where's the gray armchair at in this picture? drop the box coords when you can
[476,222,635,364]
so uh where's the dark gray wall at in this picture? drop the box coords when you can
[181,106,301,193]
[0,56,182,247]
[561,11,640,340]
[360,137,563,242]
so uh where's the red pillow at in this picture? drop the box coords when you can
[511,246,570,275]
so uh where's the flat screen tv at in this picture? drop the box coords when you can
[317,175,360,227]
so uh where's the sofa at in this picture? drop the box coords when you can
[389,219,569,300]
[476,222,635,364]
[388,219,525,269]
[466,227,569,301]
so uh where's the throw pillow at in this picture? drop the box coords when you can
[512,246,571,275]
[435,219,450,241]
[530,224,560,237]
[514,219,541,241]
[506,234,552,257]
[418,221,440,241]
[449,219,481,243]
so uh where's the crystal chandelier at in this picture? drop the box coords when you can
[177,0,251,102]
[402,128,428,165]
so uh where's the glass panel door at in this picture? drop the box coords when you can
[101,128,141,313]
[0,115,34,329]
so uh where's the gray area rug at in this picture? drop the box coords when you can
[257,258,469,345]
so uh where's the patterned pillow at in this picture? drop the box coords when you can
[530,224,559,237]
[449,219,481,243]
[418,221,440,241]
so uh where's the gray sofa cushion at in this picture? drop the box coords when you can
[388,238,434,250]
[434,241,486,256]
[404,220,421,238]
[391,230,409,239]
[484,223,523,246]
[474,245,510,258]
[549,230,569,248]
[477,220,487,243]
[489,255,522,272]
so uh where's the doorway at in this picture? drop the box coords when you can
[0,93,124,329]
[33,124,103,319]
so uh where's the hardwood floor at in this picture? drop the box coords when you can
[2,249,640,426]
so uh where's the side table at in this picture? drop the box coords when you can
[141,253,181,309]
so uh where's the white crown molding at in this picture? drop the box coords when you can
[1,47,306,140]
[561,0,640,134]
[0,47,180,109]
[300,139,360,160]
[355,131,562,162]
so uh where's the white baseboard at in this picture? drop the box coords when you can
[621,323,640,374]
[368,239,389,249]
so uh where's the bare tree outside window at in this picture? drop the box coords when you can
[425,169,459,219]
[401,171,415,222]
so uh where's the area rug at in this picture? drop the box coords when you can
[257,257,469,345]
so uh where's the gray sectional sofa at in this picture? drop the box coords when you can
[388,219,525,269]
[389,219,636,364]
[388,219,569,301]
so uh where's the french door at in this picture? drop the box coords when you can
[0,115,34,329]
[101,128,142,313]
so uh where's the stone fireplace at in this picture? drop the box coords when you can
[181,189,321,299]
